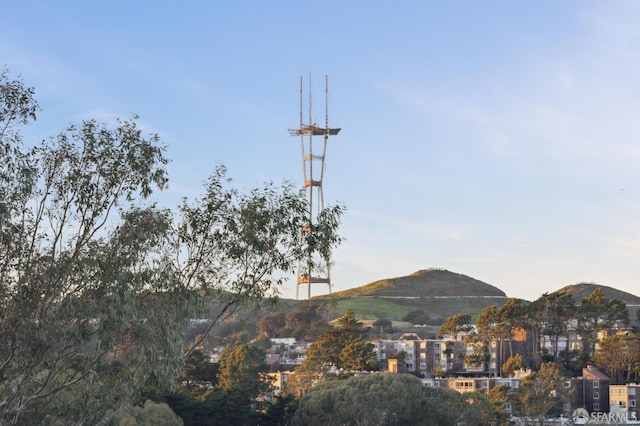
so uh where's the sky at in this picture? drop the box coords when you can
[3,1,640,301]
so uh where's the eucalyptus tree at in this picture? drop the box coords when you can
[437,312,473,341]
[577,287,629,359]
[285,310,373,397]
[217,343,270,399]
[534,292,577,360]
[514,362,571,424]
[593,334,640,384]
[498,298,529,358]
[0,70,343,424]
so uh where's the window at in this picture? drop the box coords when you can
[593,403,600,411]
[593,391,599,399]
[504,402,512,413]
[631,400,636,407]
[593,381,600,388]
[563,403,571,411]
[482,381,489,388]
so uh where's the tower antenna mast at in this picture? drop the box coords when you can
[289,75,341,299]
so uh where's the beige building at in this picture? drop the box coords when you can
[609,384,640,422]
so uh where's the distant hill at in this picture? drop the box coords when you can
[325,268,507,298]
[313,268,509,323]
[287,269,640,331]
[554,282,640,306]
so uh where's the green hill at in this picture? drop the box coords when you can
[554,282,640,305]
[313,268,509,323]
[274,271,640,332]
[325,268,506,298]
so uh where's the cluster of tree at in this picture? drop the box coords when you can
[438,288,632,377]
[292,373,494,426]
[256,302,332,341]
[164,344,579,426]
[0,69,344,424]
[488,362,572,425]
[402,308,436,325]
[592,334,640,384]
[285,310,377,397]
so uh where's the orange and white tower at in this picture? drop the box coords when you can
[289,75,340,300]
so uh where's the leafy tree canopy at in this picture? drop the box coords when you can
[0,69,343,424]
[437,312,472,340]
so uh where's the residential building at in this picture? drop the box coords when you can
[610,384,640,423]
[562,366,611,417]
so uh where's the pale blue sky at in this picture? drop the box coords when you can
[3,1,640,301]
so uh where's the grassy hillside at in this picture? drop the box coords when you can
[554,282,640,305]
[313,268,510,323]
[324,268,507,298]
[265,272,640,331]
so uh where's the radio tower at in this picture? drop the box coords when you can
[289,75,340,300]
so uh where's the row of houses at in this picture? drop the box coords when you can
[267,355,640,423]
[421,365,640,423]
[263,324,640,422]
[373,332,529,377]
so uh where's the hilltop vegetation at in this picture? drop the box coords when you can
[554,282,640,306]
[242,269,640,335]
[313,268,510,323]
[322,268,506,298]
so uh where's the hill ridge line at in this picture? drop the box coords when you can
[357,295,509,300]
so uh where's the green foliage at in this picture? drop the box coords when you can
[332,297,411,321]
[421,386,466,426]
[488,384,513,426]
[460,392,495,426]
[557,282,640,306]
[577,288,630,358]
[217,343,270,399]
[181,349,219,398]
[0,70,344,424]
[532,292,577,359]
[421,386,494,426]
[326,269,506,298]
[372,318,393,333]
[463,338,488,368]
[260,392,298,426]
[257,302,330,341]
[303,310,372,369]
[286,310,375,397]
[162,387,259,426]
[502,354,524,377]
[291,374,425,426]
[437,312,472,340]
[402,309,431,325]
[593,334,640,384]
[339,339,377,371]
[291,373,495,425]
[114,400,183,426]
[514,362,571,422]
